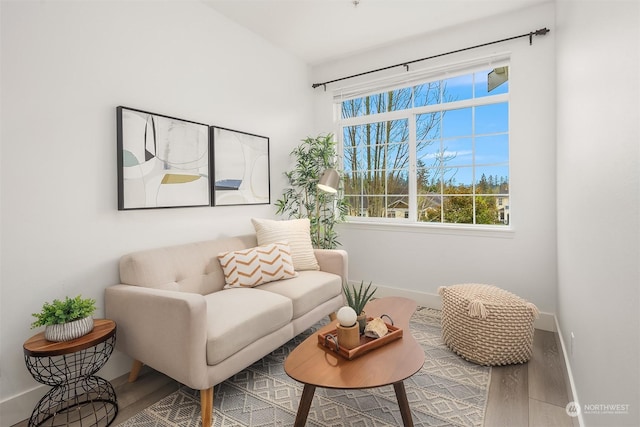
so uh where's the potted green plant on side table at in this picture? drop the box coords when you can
[31,295,97,342]
[343,281,377,334]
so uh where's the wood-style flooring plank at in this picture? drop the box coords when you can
[112,378,179,425]
[528,330,569,407]
[112,366,177,409]
[10,418,27,427]
[484,362,529,427]
[529,398,574,427]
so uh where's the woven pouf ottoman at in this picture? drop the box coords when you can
[438,283,539,366]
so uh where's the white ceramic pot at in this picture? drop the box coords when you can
[45,317,94,342]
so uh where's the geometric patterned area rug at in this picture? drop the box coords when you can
[117,307,491,427]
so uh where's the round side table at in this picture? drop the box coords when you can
[23,319,118,427]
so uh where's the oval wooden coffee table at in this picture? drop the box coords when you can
[284,297,425,426]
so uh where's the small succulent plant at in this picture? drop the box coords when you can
[342,281,377,315]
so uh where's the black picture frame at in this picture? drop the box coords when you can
[211,126,270,206]
[117,106,211,210]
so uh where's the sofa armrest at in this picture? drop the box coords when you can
[314,249,348,282]
[105,285,209,389]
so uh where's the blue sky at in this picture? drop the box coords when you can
[342,68,510,190]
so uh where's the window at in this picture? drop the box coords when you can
[338,64,509,226]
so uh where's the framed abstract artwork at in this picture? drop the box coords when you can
[117,106,211,210]
[211,126,270,206]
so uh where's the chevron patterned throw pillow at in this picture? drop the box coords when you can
[218,242,297,288]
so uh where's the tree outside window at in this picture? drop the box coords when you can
[339,67,509,226]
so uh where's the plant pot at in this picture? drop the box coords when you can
[45,317,94,342]
[357,313,367,335]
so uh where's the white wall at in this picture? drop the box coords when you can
[0,1,313,424]
[556,1,640,426]
[311,3,558,314]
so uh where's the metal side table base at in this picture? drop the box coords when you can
[24,320,118,427]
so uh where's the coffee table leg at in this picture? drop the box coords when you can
[294,384,316,427]
[393,381,414,427]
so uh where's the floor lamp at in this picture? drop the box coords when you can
[314,168,340,247]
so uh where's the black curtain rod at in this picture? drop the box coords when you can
[312,27,550,90]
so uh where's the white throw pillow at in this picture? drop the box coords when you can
[251,218,320,271]
[218,242,297,288]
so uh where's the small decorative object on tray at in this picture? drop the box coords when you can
[364,317,388,338]
[318,315,402,360]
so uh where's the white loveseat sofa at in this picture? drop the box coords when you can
[105,229,347,426]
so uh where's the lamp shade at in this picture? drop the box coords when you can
[337,306,357,327]
[317,168,339,193]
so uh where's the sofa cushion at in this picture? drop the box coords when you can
[251,218,319,271]
[218,242,296,288]
[119,235,258,295]
[258,270,342,319]
[204,288,293,365]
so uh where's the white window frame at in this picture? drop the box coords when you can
[334,57,512,231]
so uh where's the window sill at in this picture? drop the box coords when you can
[341,219,515,239]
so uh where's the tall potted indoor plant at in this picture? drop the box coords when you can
[31,295,97,342]
[275,134,349,249]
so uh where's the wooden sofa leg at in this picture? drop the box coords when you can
[201,387,214,427]
[329,312,337,321]
[128,359,144,383]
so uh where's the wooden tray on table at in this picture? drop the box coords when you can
[317,318,403,360]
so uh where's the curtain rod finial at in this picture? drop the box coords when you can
[529,27,550,45]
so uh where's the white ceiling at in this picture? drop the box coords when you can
[203,0,549,65]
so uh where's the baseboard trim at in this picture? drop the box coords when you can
[0,384,46,426]
[555,316,584,427]
[352,282,557,332]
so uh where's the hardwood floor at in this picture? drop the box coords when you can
[484,330,579,427]
[12,329,577,427]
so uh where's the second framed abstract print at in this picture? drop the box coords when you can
[211,127,270,206]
